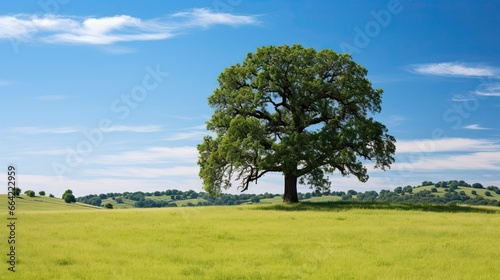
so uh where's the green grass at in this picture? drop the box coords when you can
[0,194,102,212]
[1,196,499,279]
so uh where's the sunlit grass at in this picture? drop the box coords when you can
[0,197,498,279]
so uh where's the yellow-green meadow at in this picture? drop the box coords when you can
[1,195,499,279]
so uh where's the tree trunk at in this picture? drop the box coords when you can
[283,174,299,203]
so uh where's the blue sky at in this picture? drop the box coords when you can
[1,0,499,197]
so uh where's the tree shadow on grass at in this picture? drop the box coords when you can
[255,201,499,214]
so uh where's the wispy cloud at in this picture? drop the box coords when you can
[474,83,500,96]
[36,95,67,100]
[0,9,259,45]
[81,166,199,178]
[101,125,163,133]
[22,149,67,155]
[411,62,497,77]
[87,146,198,165]
[171,8,259,28]
[385,114,406,127]
[452,94,477,102]
[391,152,500,172]
[12,126,79,134]
[0,80,11,86]
[164,124,211,141]
[396,137,500,154]
[463,124,493,130]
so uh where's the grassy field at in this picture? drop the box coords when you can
[1,195,499,279]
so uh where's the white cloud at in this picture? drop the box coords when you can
[86,146,198,165]
[23,149,67,155]
[12,126,80,134]
[385,114,406,127]
[11,125,162,134]
[165,131,208,141]
[101,125,162,133]
[81,166,199,178]
[411,62,497,77]
[474,83,500,96]
[172,8,259,28]
[164,125,212,141]
[452,94,477,102]
[0,9,259,45]
[391,152,500,172]
[396,137,500,154]
[463,124,492,130]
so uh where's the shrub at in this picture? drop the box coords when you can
[24,190,35,197]
[472,183,484,189]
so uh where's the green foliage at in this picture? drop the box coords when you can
[347,190,358,196]
[472,182,484,189]
[403,185,413,194]
[62,189,76,203]
[104,203,113,209]
[39,191,46,196]
[25,190,36,197]
[74,180,500,209]
[12,187,21,196]
[49,194,54,198]
[198,44,395,202]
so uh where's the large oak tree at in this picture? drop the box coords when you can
[198,45,396,203]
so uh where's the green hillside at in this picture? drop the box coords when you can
[414,185,500,200]
[0,194,102,211]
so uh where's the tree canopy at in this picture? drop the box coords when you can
[198,44,396,203]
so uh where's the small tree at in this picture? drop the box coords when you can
[62,189,76,203]
[39,191,46,196]
[104,203,113,209]
[484,191,492,197]
[472,183,484,189]
[403,185,413,194]
[12,187,21,197]
[24,190,35,197]
[471,190,477,195]
[347,190,358,196]
[49,194,54,198]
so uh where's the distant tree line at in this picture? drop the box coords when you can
[344,180,500,206]
[77,190,282,208]
[75,180,500,208]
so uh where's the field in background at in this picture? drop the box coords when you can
[1,195,499,279]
